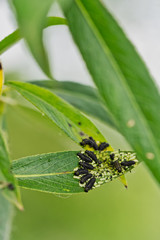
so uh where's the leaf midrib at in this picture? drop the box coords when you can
[14,171,72,178]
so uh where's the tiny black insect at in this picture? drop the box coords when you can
[84,177,96,192]
[112,160,122,173]
[80,138,98,150]
[121,160,136,166]
[74,168,88,176]
[98,142,109,151]
[7,183,15,191]
[80,139,92,146]
[85,150,99,163]
[79,131,84,136]
[88,137,99,149]
[110,153,115,160]
[89,136,95,141]
[79,161,94,170]
[80,173,92,184]
[77,152,92,163]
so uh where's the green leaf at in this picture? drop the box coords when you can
[11,0,56,77]
[0,193,14,240]
[0,131,22,210]
[12,150,137,194]
[0,17,67,55]
[12,151,82,194]
[7,81,111,149]
[60,0,160,183]
[46,16,67,27]
[30,80,116,129]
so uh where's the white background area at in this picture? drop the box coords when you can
[0,0,160,88]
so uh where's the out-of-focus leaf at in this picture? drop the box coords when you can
[12,151,82,194]
[30,80,116,128]
[7,81,112,149]
[0,193,14,240]
[45,16,67,27]
[0,17,67,55]
[0,132,22,210]
[60,0,160,183]
[11,0,57,77]
[0,62,4,95]
[0,64,22,209]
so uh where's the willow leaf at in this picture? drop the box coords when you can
[11,0,56,77]
[0,17,67,55]
[30,80,116,129]
[12,151,136,194]
[7,81,111,149]
[0,132,22,210]
[12,151,82,194]
[0,193,14,240]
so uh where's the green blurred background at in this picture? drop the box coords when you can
[1,0,160,239]
[6,104,160,240]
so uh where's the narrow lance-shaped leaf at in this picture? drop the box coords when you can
[12,150,138,194]
[0,17,67,55]
[30,80,116,129]
[0,193,14,240]
[7,81,112,150]
[60,0,160,183]
[0,131,22,210]
[11,0,56,77]
[0,63,3,95]
[0,64,22,209]
[12,151,82,194]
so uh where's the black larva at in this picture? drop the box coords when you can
[80,173,92,184]
[85,150,99,164]
[77,152,92,163]
[79,161,94,170]
[80,137,110,152]
[112,160,122,173]
[74,168,88,176]
[98,142,109,151]
[89,136,96,142]
[110,153,115,160]
[84,177,96,192]
[121,160,136,166]
[80,138,98,150]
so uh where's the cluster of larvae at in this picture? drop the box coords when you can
[74,137,138,192]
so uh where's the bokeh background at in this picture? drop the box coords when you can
[1,0,160,239]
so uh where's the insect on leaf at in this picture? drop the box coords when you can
[12,150,138,194]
